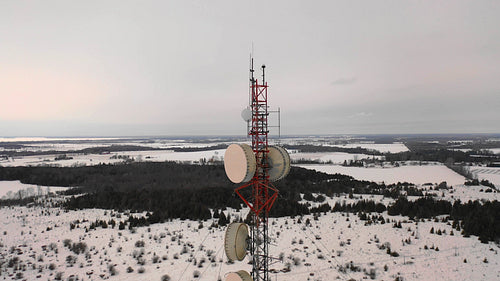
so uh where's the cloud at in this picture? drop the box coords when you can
[349,112,373,119]
[331,77,357,85]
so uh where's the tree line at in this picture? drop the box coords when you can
[387,196,500,243]
[1,163,415,220]
[384,148,499,163]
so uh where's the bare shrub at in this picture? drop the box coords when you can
[108,264,118,276]
[48,243,58,251]
[63,239,72,248]
[55,271,63,280]
[137,257,146,266]
[368,268,376,279]
[71,242,87,254]
[66,255,77,266]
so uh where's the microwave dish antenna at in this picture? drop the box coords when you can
[266,145,291,182]
[224,222,249,261]
[224,144,256,184]
[225,270,253,281]
[241,107,252,122]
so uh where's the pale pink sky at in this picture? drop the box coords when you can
[1,0,499,136]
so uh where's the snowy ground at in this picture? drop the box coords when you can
[0,150,227,167]
[468,167,500,188]
[2,149,381,168]
[0,137,402,168]
[0,204,498,281]
[290,152,382,164]
[1,137,499,280]
[324,143,409,153]
[0,181,68,200]
[0,137,235,154]
[298,163,467,186]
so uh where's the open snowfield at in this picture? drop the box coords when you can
[0,150,226,167]
[0,181,68,200]
[1,137,499,280]
[280,137,409,153]
[299,164,467,186]
[0,137,235,153]
[290,152,383,164]
[325,143,409,153]
[468,167,500,187]
[0,205,498,281]
[1,150,383,168]
[10,141,233,153]
[313,184,500,209]
[0,138,123,143]
[442,184,500,202]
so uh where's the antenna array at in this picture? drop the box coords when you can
[223,57,290,281]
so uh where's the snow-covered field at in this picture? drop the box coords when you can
[450,148,500,154]
[0,137,122,143]
[299,163,467,186]
[0,181,68,200]
[1,149,383,168]
[290,152,383,164]
[299,163,500,203]
[468,167,500,187]
[325,143,409,153]
[1,137,499,281]
[0,204,498,281]
[0,150,226,167]
[0,137,234,153]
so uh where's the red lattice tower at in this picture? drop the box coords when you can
[234,60,278,281]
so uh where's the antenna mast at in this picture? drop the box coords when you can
[248,60,274,281]
[224,55,289,281]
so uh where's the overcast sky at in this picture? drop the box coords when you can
[1,0,499,137]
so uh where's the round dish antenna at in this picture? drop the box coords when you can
[225,270,253,281]
[224,144,256,183]
[267,146,291,182]
[241,107,252,122]
[224,222,249,261]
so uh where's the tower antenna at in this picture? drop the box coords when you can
[223,56,290,281]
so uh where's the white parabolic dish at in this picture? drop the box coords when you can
[241,107,252,122]
[224,144,256,183]
[224,222,249,261]
[267,145,291,182]
[225,270,253,281]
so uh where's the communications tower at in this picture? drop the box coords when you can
[223,57,290,281]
